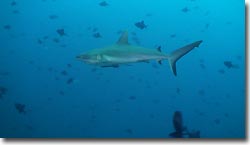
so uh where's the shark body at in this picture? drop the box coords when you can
[76,31,202,76]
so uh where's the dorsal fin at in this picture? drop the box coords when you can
[116,31,129,45]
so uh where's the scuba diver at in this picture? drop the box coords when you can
[169,111,200,138]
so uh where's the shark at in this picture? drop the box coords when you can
[76,31,202,76]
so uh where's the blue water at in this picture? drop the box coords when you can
[0,0,245,138]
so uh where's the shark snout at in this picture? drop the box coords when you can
[76,54,98,64]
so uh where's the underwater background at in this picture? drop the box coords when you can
[0,0,245,138]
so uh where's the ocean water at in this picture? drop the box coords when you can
[0,0,245,138]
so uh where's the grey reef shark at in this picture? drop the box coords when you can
[76,31,202,76]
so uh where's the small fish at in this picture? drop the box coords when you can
[11,1,17,6]
[67,64,72,68]
[15,103,26,114]
[170,34,176,38]
[37,39,43,44]
[224,61,233,68]
[99,1,109,6]
[200,63,206,69]
[205,23,210,29]
[0,87,7,99]
[224,61,239,69]
[182,7,189,13]
[67,78,74,84]
[0,87,7,95]
[128,96,136,100]
[198,112,205,116]
[56,28,66,36]
[61,70,68,76]
[124,129,133,134]
[224,113,229,118]
[135,21,147,29]
[49,15,59,20]
[3,25,11,30]
[93,32,102,38]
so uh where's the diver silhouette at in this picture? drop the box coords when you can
[169,111,200,138]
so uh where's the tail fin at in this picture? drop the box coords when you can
[168,40,203,76]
